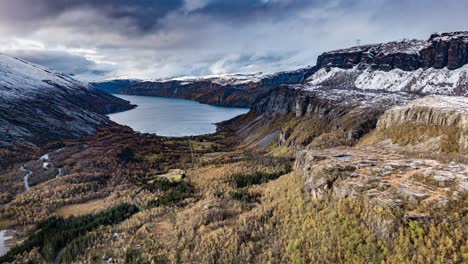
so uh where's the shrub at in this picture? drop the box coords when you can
[117,147,136,162]
[229,188,261,203]
[146,181,194,208]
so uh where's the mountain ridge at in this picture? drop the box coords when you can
[0,54,134,147]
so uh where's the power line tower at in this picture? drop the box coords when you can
[356,39,361,46]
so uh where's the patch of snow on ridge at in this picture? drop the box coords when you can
[307,67,347,86]
[396,95,468,114]
[355,65,468,94]
[164,72,264,86]
[355,67,418,92]
[322,39,427,56]
[305,63,468,96]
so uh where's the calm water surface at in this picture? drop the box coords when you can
[108,95,249,137]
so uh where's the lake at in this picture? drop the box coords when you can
[108,95,249,137]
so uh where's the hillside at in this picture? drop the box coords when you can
[0,54,134,147]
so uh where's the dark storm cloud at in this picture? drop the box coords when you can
[191,0,323,21]
[0,0,184,33]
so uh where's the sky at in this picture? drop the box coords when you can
[0,0,467,81]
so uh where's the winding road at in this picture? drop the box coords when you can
[54,247,66,264]
[19,165,32,191]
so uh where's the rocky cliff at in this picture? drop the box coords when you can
[317,31,468,71]
[308,31,468,96]
[231,85,415,150]
[0,54,134,147]
[372,95,468,153]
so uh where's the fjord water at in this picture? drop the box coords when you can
[108,95,249,137]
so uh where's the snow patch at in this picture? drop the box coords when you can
[305,64,468,96]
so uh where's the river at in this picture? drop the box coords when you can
[0,230,14,257]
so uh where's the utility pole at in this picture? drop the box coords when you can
[356,39,361,46]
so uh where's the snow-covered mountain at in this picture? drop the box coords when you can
[0,53,134,147]
[303,31,468,96]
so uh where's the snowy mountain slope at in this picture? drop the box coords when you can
[0,54,134,147]
[304,65,468,96]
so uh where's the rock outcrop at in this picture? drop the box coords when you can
[374,95,468,152]
[377,96,468,130]
[296,146,468,237]
[0,54,134,147]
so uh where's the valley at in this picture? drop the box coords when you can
[0,31,467,263]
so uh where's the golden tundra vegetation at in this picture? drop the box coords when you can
[0,113,467,263]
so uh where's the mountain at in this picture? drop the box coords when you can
[306,31,468,96]
[94,67,316,107]
[0,54,134,147]
[234,31,468,155]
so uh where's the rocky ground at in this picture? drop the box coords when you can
[297,146,467,218]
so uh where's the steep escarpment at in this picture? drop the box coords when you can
[317,31,468,71]
[99,67,316,107]
[0,54,134,147]
[308,31,468,96]
[233,85,415,149]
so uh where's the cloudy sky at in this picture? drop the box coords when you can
[0,0,466,81]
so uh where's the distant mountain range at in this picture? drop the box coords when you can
[91,67,316,107]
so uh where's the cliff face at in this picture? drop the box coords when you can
[377,96,468,130]
[317,31,468,71]
[309,31,468,96]
[0,54,134,147]
[240,85,414,149]
[374,96,468,153]
[224,32,468,242]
